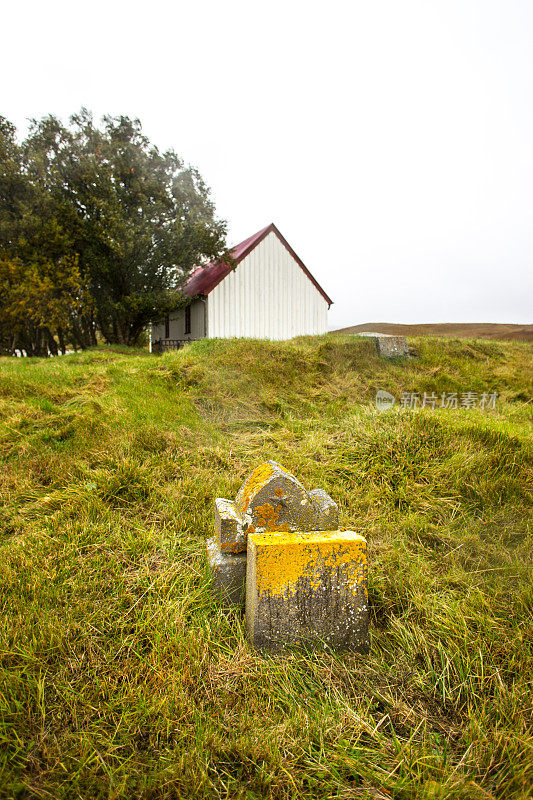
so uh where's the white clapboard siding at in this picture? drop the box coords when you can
[207,231,328,339]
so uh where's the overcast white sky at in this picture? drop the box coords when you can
[2,0,532,328]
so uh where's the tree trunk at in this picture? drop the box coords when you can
[127,317,147,346]
[45,328,59,356]
[70,319,89,350]
[57,326,66,355]
[89,312,97,346]
[80,312,97,348]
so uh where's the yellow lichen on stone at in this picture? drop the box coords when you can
[253,502,291,532]
[249,530,367,596]
[235,462,274,513]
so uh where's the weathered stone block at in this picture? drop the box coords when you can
[356,332,409,358]
[308,488,339,530]
[246,530,369,652]
[215,498,246,553]
[235,461,316,534]
[206,537,247,606]
[376,335,409,358]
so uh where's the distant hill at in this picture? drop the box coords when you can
[332,322,533,342]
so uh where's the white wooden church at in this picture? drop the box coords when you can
[150,223,332,350]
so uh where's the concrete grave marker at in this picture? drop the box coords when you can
[235,461,320,534]
[206,461,369,653]
[356,332,409,358]
[215,498,246,553]
[246,530,368,652]
[206,538,247,606]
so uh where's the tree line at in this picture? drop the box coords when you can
[0,110,228,355]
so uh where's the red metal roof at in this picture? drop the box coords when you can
[183,223,333,306]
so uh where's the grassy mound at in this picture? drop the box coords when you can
[0,335,532,799]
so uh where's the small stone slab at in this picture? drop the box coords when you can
[356,332,409,358]
[308,489,339,530]
[206,537,247,606]
[215,498,246,553]
[246,530,369,652]
[236,461,316,534]
[376,335,408,358]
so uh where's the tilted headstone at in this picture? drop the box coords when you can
[215,498,246,553]
[236,461,314,533]
[206,461,369,652]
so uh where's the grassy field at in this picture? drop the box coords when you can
[0,335,532,800]
[332,323,533,342]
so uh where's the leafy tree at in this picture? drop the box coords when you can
[24,111,229,346]
[0,111,228,353]
[0,117,92,355]
[0,255,91,356]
